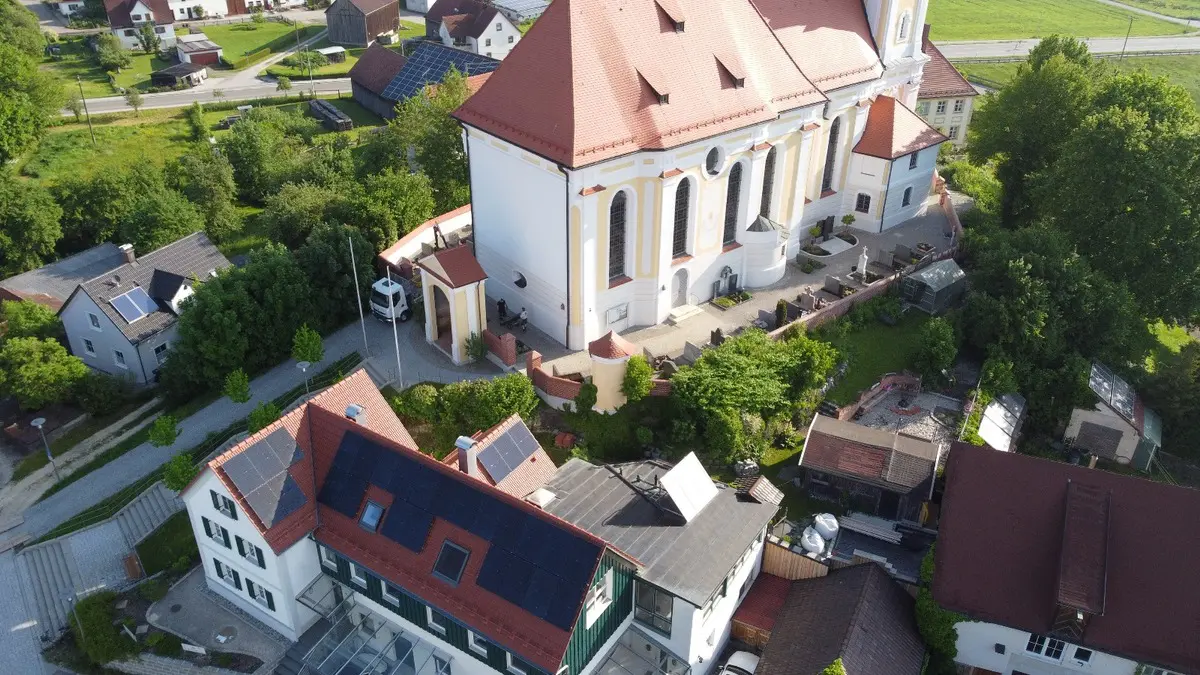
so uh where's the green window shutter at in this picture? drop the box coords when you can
[221,527,231,548]
[210,490,220,510]
[232,570,242,590]
[236,537,245,556]
[213,558,223,579]
[266,590,275,611]
[202,517,212,537]
[256,547,265,569]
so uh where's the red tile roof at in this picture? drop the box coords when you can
[587,330,637,359]
[103,0,172,29]
[732,572,791,632]
[441,415,558,498]
[349,44,407,96]
[454,0,824,168]
[852,96,948,160]
[414,243,488,288]
[441,4,499,39]
[800,416,939,493]
[201,370,416,554]
[426,0,491,33]
[934,443,1200,673]
[753,0,883,92]
[918,25,977,100]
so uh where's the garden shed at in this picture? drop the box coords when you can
[899,258,965,314]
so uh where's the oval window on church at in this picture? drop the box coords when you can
[513,271,528,289]
[705,148,724,176]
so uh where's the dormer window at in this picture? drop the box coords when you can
[654,0,684,32]
[359,501,384,531]
[637,66,670,106]
[432,541,470,585]
[715,53,746,89]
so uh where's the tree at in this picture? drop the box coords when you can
[95,33,132,71]
[1144,340,1200,460]
[573,382,597,413]
[65,92,83,122]
[123,87,143,114]
[914,317,958,381]
[0,173,62,277]
[341,170,435,251]
[119,184,205,252]
[0,44,65,164]
[223,368,251,403]
[161,452,198,491]
[168,144,242,241]
[0,337,88,409]
[968,46,1098,225]
[1,300,63,341]
[295,223,374,331]
[621,355,653,402]
[185,101,206,140]
[54,163,160,255]
[136,23,162,53]
[436,374,538,433]
[292,324,324,364]
[0,0,46,56]
[775,298,788,329]
[818,660,846,675]
[238,245,316,368]
[148,414,179,447]
[259,182,343,248]
[393,383,440,421]
[387,67,472,211]
[276,75,292,92]
[247,401,281,433]
[1027,34,1091,70]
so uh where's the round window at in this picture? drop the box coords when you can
[705,148,723,176]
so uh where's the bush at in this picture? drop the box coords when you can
[914,317,958,381]
[185,101,205,140]
[71,591,137,664]
[775,298,788,328]
[464,332,487,362]
[281,50,327,70]
[161,452,198,491]
[621,355,653,402]
[138,579,168,602]
[148,415,178,448]
[940,160,1001,215]
[635,426,653,447]
[916,548,962,663]
[247,401,281,433]
[73,372,135,416]
[574,382,598,413]
[394,383,440,421]
[149,633,182,657]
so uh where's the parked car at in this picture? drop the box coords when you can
[717,652,760,675]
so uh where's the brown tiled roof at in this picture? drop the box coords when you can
[346,0,397,14]
[349,43,407,95]
[732,572,791,633]
[103,0,172,28]
[426,0,490,30]
[414,244,488,288]
[934,443,1200,673]
[441,5,498,39]
[756,564,925,675]
[441,415,558,498]
[852,96,948,160]
[800,416,938,493]
[454,0,824,168]
[918,25,976,99]
[753,0,884,92]
[587,330,637,359]
[1057,482,1110,614]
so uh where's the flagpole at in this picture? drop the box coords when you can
[349,235,370,357]
[386,267,404,390]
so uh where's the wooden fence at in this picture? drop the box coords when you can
[760,540,830,581]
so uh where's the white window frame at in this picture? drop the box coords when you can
[87,311,101,328]
[241,538,262,567]
[208,521,229,548]
[320,545,338,570]
[936,100,947,115]
[1025,633,1066,661]
[113,349,127,368]
[213,491,237,519]
[350,562,368,587]
[507,35,513,43]
[214,559,239,589]
[584,568,613,628]
[468,631,489,656]
[485,37,491,46]
[426,606,449,636]
[495,22,501,30]
[949,126,960,140]
[154,342,169,365]
[83,338,96,355]
[506,653,528,675]
[954,99,965,113]
[249,579,272,610]
[383,583,403,605]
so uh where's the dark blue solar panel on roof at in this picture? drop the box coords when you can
[523,570,559,619]
[380,499,435,553]
[477,422,540,484]
[110,293,145,323]
[127,286,158,314]
[271,474,307,524]
[378,43,500,104]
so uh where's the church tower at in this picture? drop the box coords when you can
[864,0,928,66]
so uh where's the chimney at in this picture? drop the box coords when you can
[119,243,135,264]
[344,403,366,425]
[455,436,481,478]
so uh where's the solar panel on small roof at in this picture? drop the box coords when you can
[659,452,718,522]
[477,422,540,484]
[1088,362,1115,405]
[1110,375,1136,421]
[110,293,145,323]
[378,43,500,103]
[225,427,310,527]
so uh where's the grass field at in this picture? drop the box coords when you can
[136,511,199,576]
[956,54,1200,103]
[927,0,1189,40]
[264,22,423,79]
[821,312,931,405]
[202,21,322,66]
[1115,0,1200,19]
[19,120,192,183]
[42,39,179,98]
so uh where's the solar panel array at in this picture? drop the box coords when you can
[379,43,500,104]
[223,427,308,527]
[318,431,601,630]
[1088,362,1137,422]
[477,422,540,484]
[109,287,159,323]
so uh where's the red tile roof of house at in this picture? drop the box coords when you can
[934,443,1200,673]
[426,0,491,32]
[441,414,558,498]
[349,43,408,96]
[753,0,884,93]
[732,572,791,633]
[587,330,637,359]
[454,0,825,168]
[852,96,948,160]
[414,243,488,288]
[441,4,499,39]
[800,415,939,493]
[918,25,977,100]
[103,0,173,28]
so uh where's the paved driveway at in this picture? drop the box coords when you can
[0,551,49,675]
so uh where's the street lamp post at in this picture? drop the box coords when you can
[296,361,311,394]
[61,591,84,645]
[31,417,58,480]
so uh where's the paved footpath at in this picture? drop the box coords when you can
[0,550,54,675]
[939,33,1200,59]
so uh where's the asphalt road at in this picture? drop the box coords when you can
[79,77,352,113]
[938,34,1200,59]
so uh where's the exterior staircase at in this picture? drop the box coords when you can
[667,304,704,325]
[15,538,84,640]
[274,618,332,675]
[115,481,184,547]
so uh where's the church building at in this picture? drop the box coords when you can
[455,0,946,349]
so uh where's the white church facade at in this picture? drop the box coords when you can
[455,0,946,349]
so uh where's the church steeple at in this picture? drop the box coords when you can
[864,0,927,64]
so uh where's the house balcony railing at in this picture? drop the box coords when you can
[299,577,455,675]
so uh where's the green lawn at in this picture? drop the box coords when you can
[927,0,1189,40]
[202,21,322,67]
[135,511,200,576]
[956,54,1200,103]
[41,39,175,97]
[11,398,161,482]
[1115,0,1200,19]
[1147,320,1196,371]
[265,22,422,78]
[821,312,931,405]
[19,119,192,183]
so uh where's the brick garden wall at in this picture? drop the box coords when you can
[526,351,583,407]
[482,330,517,367]
[835,373,923,421]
